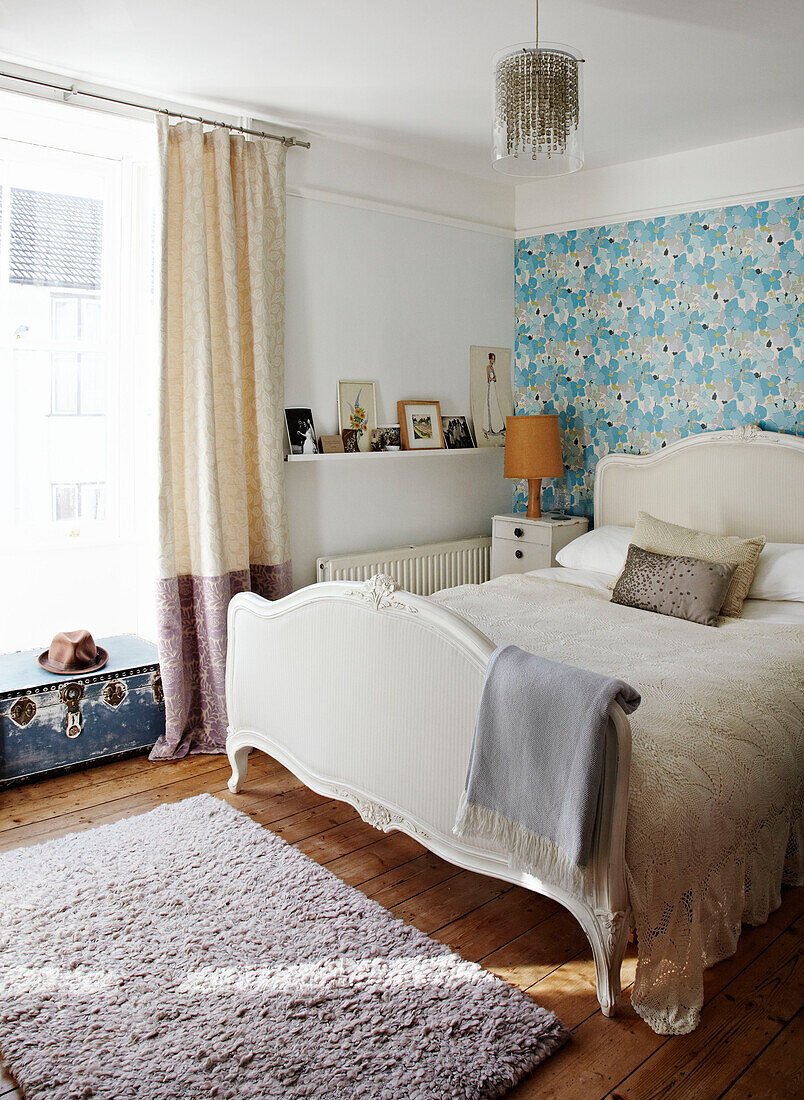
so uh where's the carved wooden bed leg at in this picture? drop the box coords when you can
[589,906,631,1017]
[227,739,250,793]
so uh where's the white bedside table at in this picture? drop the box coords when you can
[491,513,589,579]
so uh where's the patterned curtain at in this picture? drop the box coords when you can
[149,117,292,760]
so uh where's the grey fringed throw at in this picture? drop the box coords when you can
[455,645,641,874]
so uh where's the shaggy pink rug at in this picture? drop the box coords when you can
[0,794,566,1098]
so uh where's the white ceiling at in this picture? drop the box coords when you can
[2,0,804,182]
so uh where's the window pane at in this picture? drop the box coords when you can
[81,297,102,343]
[52,296,79,340]
[79,353,105,414]
[80,482,105,520]
[52,353,79,414]
[52,484,78,521]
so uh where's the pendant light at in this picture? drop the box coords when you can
[492,0,584,176]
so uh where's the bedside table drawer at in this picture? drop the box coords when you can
[492,517,551,547]
[491,538,550,577]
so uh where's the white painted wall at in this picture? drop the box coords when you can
[286,450,508,588]
[515,125,804,236]
[287,134,514,234]
[284,195,514,587]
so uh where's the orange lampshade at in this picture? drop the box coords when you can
[504,415,564,479]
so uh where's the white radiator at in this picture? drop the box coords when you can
[316,536,491,596]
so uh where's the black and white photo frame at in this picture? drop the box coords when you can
[285,407,318,455]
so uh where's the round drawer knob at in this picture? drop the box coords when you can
[514,527,524,538]
[515,549,523,559]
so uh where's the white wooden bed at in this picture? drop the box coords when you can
[225,426,804,1022]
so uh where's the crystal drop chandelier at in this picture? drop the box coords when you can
[492,0,584,176]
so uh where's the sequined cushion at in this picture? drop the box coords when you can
[611,545,737,626]
[631,512,765,618]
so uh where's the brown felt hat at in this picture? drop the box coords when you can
[38,629,109,675]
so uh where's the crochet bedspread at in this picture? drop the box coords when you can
[432,574,804,1035]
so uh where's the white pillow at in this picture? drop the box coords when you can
[555,525,634,577]
[748,543,804,602]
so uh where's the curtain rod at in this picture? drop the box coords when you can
[0,70,311,149]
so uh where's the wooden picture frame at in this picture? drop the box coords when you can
[397,401,445,450]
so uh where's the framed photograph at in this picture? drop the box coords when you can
[469,346,514,448]
[285,407,318,455]
[382,425,401,451]
[441,415,475,450]
[397,401,445,450]
[369,425,401,452]
[337,380,377,453]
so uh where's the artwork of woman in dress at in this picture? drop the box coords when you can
[469,346,514,448]
[483,353,506,439]
[300,419,317,453]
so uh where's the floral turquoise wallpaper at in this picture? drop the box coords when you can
[514,195,804,517]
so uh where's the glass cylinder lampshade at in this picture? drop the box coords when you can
[492,42,584,176]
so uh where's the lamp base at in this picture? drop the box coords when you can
[525,478,543,519]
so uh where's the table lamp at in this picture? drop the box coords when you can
[504,414,564,519]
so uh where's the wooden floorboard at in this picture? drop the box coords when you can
[601,920,802,1100]
[0,750,801,1100]
[719,1009,804,1099]
[514,893,804,1100]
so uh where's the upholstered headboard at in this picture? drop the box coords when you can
[595,427,804,543]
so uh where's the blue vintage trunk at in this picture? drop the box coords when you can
[0,635,165,787]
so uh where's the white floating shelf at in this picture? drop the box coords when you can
[286,449,502,462]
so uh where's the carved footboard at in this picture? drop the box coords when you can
[225,575,632,1017]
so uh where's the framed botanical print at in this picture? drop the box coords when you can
[397,401,445,450]
[337,381,377,453]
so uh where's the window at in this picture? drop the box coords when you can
[0,91,158,652]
